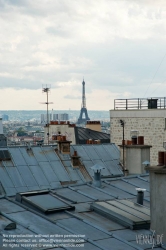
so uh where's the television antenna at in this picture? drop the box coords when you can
[40,84,53,145]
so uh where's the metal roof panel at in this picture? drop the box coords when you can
[0,166,15,188]
[77,211,125,231]
[17,165,39,187]
[50,161,70,182]
[103,144,120,159]
[140,175,149,182]
[104,160,123,175]
[102,183,135,199]
[0,199,25,213]
[76,185,113,201]
[39,162,59,182]
[19,147,38,165]
[8,148,26,165]
[72,145,90,160]
[107,200,150,220]
[93,201,142,223]
[125,178,150,192]
[32,147,48,162]
[16,187,28,193]
[82,160,94,176]
[83,145,100,160]
[55,188,93,203]
[28,165,50,187]
[112,228,151,241]
[7,210,70,235]
[57,217,111,240]
[40,147,60,161]
[64,166,83,182]
[96,237,136,250]
[5,167,26,188]
[3,187,16,196]
[93,145,113,161]
[109,180,149,197]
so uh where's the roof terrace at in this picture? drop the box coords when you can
[114,97,166,110]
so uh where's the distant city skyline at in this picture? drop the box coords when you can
[0,110,109,122]
[0,1,166,110]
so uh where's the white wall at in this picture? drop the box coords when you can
[44,124,75,144]
[149,167,166,245]
[110,109,166,165]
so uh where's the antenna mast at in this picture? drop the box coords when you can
[41,84,53,145]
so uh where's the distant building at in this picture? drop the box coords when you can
[53,113,69,121]
[44,121,110,145]
[41,113,52,124]
[86,121,101,132]
[2,114,9,121]
[110,97,166,165]
[0,118,7,146]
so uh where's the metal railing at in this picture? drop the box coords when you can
[114,97,166,110]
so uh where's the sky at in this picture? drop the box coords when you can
[1,0,166,110]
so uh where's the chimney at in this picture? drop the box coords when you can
[86,121,101,132]
[91,164,104,188]
[119,136,152,175]
[158,151,164,166]
[0,118,3,134]
[56,135,72,154]
[71,150,80,168]
[145,165,166,245]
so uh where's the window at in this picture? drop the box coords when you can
[16,191,75,213]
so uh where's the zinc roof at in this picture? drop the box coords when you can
[0,146,163,250]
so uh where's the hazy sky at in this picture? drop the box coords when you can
[1,0,166,110]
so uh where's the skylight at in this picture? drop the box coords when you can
[16,191,75,213]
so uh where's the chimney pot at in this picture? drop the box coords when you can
[136,188,146,205]
[138,136,144,145]
[73,150,77,156]
[131,136,137,145]
[158,151,164,166]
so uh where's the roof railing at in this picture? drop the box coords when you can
[114,97,166,110]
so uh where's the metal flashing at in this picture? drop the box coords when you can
[91,199,150,230]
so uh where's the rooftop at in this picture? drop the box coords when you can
[0,174,156,250]
[0,145,164,250]
[75,127,110,144]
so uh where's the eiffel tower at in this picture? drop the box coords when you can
[77,79,90,124]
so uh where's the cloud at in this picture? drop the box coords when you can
[64,95,81,99]
[0,0,166,109]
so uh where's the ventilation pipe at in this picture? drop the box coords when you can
[91,164,104,188]
[136,188,146,205]
[142,161,150,173]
